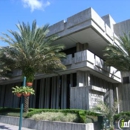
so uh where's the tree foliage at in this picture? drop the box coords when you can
[104,33,130,71]
[0,48,11,80]
[0,20,66,81]
[0,20,66,112]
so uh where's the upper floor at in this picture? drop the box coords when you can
[2,7,129,85]
[47,7,118,59]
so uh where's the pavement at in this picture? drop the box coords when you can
[0,123,35,130]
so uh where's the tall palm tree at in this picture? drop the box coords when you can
[0,49,10,81]
[104,33,130,71]
[0,20,66,112]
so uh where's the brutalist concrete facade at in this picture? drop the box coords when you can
[0,7,130,111]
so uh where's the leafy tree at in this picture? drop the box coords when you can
[101,34,130,129]
[104,33,130,71]
[0,20,66,112]
[92,101,118,130]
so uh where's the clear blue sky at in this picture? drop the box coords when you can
[0,0,130,46]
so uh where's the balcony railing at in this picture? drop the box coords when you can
[62,50,121,82]
[11,49,121,82]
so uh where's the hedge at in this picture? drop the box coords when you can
[26,109,100,123]
[114,111,130,121]
[0,108,100,123]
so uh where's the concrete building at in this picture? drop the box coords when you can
[0,7,129,111]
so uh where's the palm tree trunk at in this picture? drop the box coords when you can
[24,96,29,112]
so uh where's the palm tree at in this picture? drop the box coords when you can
[103,34,130,129]
[104,33,130,71]
[0,20,66,112]
[0,49,10,81]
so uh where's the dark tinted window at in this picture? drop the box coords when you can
[123,77,129,84]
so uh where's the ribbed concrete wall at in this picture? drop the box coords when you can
[114,20,130,111]
[70,87,89,109]
[114,19,130,36]
[118,84,130,111]
[0,82,21,108]
[0,115,95,130]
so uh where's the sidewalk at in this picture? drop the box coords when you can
[0,123,35,130]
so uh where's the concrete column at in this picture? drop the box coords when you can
[83,43,89,50]
[46,78,50,108]
[76,43,89,52]
[116,86,120,113]
[39,78,44,108]
[84,71,91,86]
[76,43,82,52]
[77,71,91,87]
[70,73,73,87]
[109,86,114,108]
[61,75,67,109]
[51,77,56,108]
[77,71,85,87]
[56,76,60,109]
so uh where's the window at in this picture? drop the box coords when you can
[123,76,129,84]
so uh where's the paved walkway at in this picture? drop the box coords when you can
[0,123,35,130]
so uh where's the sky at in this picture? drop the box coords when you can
[0,0,130,46]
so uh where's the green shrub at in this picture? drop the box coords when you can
[0,108,20,113]
[114,111,130,121]
[78,110,86,123]
[0,108,99,123]
[86,118,93,123]
[30,112,79,122]
[26,109,99,123]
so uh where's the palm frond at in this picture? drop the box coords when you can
[104,33,130,71]
[0,20,66,79]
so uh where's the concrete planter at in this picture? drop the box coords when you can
[0,115,94,130]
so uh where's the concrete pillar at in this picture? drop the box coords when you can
[76,43,89,52]
[76,43,82,52]
[84,71,91,86]
[45,78,50,108]
[116,86,120,113]
[77,71,85,87]
[83,43,89,50]
[56,76,60,109]
[109,86,114,108]
[51,76,56,108]
[39,78,44,108]
[77,71,91,87]
[70,74,73,87]
[61,75,67,109]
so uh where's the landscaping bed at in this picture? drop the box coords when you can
[0,115,95,130]
[0,108,99,123]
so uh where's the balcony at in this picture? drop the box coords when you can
[48,8,118,59]
[62,49,121,82]
[3,50,121,84]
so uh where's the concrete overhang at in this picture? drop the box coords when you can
[0,8,120,85]
[48,7,115,58]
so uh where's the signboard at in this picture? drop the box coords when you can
[91,85,106,93]
[89,91,104,109]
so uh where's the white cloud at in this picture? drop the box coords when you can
[21,0,50,12]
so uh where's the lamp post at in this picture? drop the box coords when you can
[19,76,26,130]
